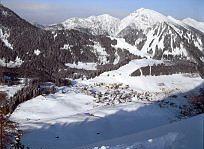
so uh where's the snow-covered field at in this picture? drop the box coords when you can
[0,83,24,98]
[65,62,97,70]
[80,59,202,92]
[10,59,204,149]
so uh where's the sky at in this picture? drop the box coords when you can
[2,0,204,25]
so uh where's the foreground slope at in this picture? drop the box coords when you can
[84,114,204,149]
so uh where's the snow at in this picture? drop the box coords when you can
[81,59,202,92]
[111,37,147,57]
[167,16,187,29]
[53,33,58,40]
[92,42,109,64]
[2,10,8,16]
[62,14,120,35]
[65,62,97,70]
[34,49,41,56]
[60,44,73,50]
[57,8,173,36]
[10,91,179,148]
[2,7,203,148]
[113,51,120,65]
[111,23,188,59]
[140,28,158,57]
[118,8,167,34]
[0,56,24,68]
[183,18,204,33]
[163,44,188,57]
[63,43,106,68]
[48,8,204,45]
[200,57,204,62]
[91,133,179,149]
[10,91,96,128]
[193,36,203,52]
[10,58,204,148]
[0,28,13,50]
[10,83,203,149]
[88,114,204,149]
[0,84,24,98]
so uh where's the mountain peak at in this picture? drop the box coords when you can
[133,8,165,17]
[118,8,167,33]
[61,14,120,35]
[87,14,120,22]
[95,14,116,18]
[134,8,158,14]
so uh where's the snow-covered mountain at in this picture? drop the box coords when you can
[0,5,204,80]
[0,5,203,148]
[182,18,204,33]
[47,8,204,36]
[46,8,204,68]
[118,8,167,33]
[47,8,169,35]
[47,14,120,36]
[0,4,136,82]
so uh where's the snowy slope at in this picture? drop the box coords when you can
[0,84,24,98]
[10,73,203,148]
[85,114,204,149]
[9,88,179,148]
[50,8,169,36]
[183,18,204,33]
[0,27,13,50]
[110,37,148,57]
[10,92,96,127]
[10,59,204,148]
[62,14,120,35]
[118,8,167,34]
[45,8,204,64]
[167,16,189,30]
[65,62,97,70]
[81,59,203,92]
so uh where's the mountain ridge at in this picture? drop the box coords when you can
[46,8,204,36]
[0,5,204,81]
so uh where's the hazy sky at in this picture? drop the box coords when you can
[2,0,204,25]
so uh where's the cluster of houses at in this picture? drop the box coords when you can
[68,82,192,119]
[72,83,159,106]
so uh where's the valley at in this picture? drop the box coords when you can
[0,3,203,149]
